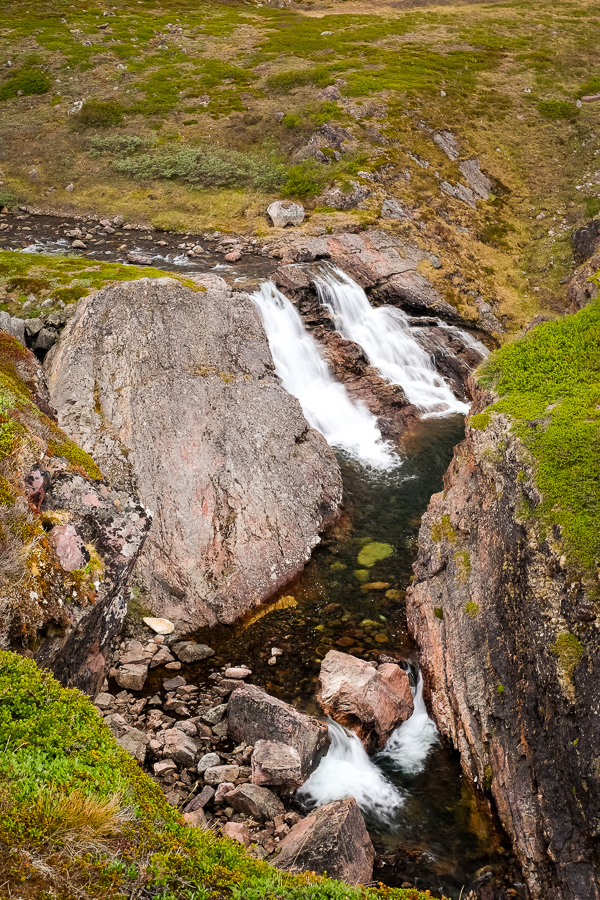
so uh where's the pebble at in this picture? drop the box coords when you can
[224,666,252,679]
[143,616,175,635]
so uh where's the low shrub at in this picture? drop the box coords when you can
[74,99,125,129]
[537,99,579,120]
[0,66,51,101]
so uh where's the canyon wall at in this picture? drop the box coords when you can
[407,388,600,900]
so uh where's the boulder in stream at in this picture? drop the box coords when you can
[316,650,413,752]
[274,796,375,885]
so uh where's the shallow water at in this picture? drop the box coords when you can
[184,415,524,899]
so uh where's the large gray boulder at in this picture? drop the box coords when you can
[45,278,342,632]
[316,650,413,752]
[274,797,375,885]
[267,200,305,227]
[228,683,329,780]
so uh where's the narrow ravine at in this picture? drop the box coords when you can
[169,276,522,898]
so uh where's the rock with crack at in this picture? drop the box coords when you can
[274,797,375,885]
[45,278,342,633]
[228,683,329,780]
[316,650,413,752]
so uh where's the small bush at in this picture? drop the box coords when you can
[0,66,51,102]
[0,190,16,211]
[89,135,149,157]
[283,160,324,198]
[537,99,579,120]
[74,99,125,129]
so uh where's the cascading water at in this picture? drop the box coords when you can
[377,672,439,775]
[314,267,471,417]
[297,720,405,825]
[252,281,397,469]
[297,671,438,823]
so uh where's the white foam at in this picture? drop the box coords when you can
[314,267,470,417]
[378,673,439,775]
[252,281,398,469]
[297,721,405,824]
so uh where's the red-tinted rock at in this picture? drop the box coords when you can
[228,683,329,778]
[251,740,303,790]
[48,523,87,572]
[274,797,375,885]
[317,650,413,752]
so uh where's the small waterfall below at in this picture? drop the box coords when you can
[314,267,471,417]
[377,672,439,775]
[297,720,405,825]
[297,670,438,823]
[252,281,397,469]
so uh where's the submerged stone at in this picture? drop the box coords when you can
[357,541,394,567]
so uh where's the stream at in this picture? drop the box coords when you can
[170,274,523,898]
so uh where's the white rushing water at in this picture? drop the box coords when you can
[314,267,471,417]
[297,720,405,824]
[297,672,439,822]
[252,281,397,469]
[378,672,439,775]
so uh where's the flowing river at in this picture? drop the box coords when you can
[171,271,525,898]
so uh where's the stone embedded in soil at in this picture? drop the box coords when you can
[267,200,305,227]
[197,752,221,773]
[143,616,175,635]
[222,821,250,847]
[47,523,87,572]
[204,764,240,785]
[317,650,414,752]
[274,797,375,885]
[116,727,150,764]
[172,641,215,663]
[183,808,207,828]
[251,740,303,790]
[226,783,285,822]
[224,666,252,679]
[228,683,329,779]
[202,704,228,725]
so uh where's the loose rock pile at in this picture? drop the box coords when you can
[97,637,413,885]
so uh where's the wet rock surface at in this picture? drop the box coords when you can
[407,385,600,900]
[45,277,342,633]
[316,650,413,752]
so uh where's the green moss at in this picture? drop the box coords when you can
[434,606,444,620]
[357,541,394,567]
[0,651,437,900]
[454,550,471,583]
[470,411,491,435]
[0,65,51,102]
[537,99,579,120]
[430,514,456,544]
[551,632,585,682]
[47,438,102,481]
[483,764,493,790]
[478,300,600,586]
[496,684,505,694]
[465,601,480,618]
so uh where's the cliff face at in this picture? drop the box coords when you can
[407,389,600,900]
[0,331,150,694]
[46,277,342,633]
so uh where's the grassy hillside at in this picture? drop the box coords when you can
[0,650,437,900]
[1,0,600,328]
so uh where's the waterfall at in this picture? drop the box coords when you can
[377,673,439,775]
[296,720,405,825]
[252,282,397,469]
[297,672,438,822]
[314,267,470,417]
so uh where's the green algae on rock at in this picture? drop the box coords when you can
[357,541,394,567]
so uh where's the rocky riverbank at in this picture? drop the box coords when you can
[95,633,417,887]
